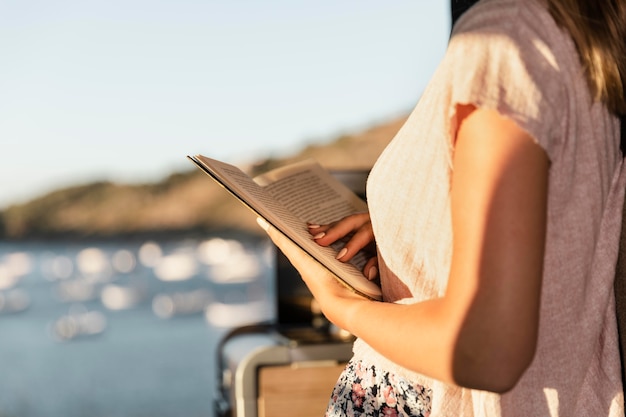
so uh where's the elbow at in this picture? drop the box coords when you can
[446,290,541,393]
[479,355,534,394]
[451,334,537,393]
[493,352,535,393]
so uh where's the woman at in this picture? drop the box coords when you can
[258,0,626,415]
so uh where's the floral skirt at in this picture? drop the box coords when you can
[325,359,432,417]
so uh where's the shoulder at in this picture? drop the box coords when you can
[443,0,579,157]
[453,0,555,38]
[450,0,575,83]
[450,0,569,84]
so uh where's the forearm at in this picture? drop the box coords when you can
[340,292,534,393]
[343,296,460,385]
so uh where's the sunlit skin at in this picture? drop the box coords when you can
[259,105,549,393]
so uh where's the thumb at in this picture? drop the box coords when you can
[257,217,310,267]
[256,216,272,232]
[256,217,284,246]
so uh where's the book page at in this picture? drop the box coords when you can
[188,155,381,301]
[255,160,371,270]
[254,159,367,224]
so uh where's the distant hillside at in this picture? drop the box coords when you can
[0,116,406,240]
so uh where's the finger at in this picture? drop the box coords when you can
[308,223,333,238]
[257,217,288,247]
[307,221,331,231]
[334,230,374,262]
[257,219,350,302]
[257,217,316,273]
[363,257,379,281]
[314,213,370,247]
[257,216,271,232]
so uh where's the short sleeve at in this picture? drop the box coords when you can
[443,0,569,160]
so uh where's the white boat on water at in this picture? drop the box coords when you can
[0,289,31,314]
[49,304,107,342]
[152,289,213,319]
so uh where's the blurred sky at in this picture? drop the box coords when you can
[0,0,450,209]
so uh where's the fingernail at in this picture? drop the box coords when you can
[368,266,378,281]
[335,247,348,260]
[256,217,270,231]
[307,223,321,229]
[313,232,325,239]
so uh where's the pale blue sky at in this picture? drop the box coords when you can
[0,1,450,208]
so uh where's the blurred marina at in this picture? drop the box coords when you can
[0,234,276,417]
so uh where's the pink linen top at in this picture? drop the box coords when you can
[357,0,625,415]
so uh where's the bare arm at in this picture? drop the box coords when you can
[261,106,548,392]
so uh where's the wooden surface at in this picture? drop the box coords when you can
[257,362,346,417]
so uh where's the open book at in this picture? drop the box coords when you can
[187,154,382,301]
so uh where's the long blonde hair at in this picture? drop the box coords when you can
[547,0,626,115]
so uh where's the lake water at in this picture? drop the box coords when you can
[0,235,277,417]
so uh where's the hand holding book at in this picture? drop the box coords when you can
[307,213,379,283]
[256,215,376,332]
[187,155,382,301]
